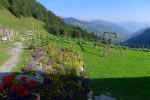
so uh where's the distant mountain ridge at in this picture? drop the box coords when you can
[63,17,131,41]
[126,27,150,47]
[118,21,150,32]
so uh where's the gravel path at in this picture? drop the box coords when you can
[0,42,23,72]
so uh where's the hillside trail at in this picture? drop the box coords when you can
[0,42,23,73]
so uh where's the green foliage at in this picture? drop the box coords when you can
[28,30,51,48]
[0,0,10,8]
[40,74,88,100]
[0,42,14,65]
[0,50,10,65]
[12,49,33,72]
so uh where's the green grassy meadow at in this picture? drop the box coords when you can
[0,50,9,65]
[47,36,150,100]
[75,43,150,100]
[0,42,14,65]
[0,8,44,33]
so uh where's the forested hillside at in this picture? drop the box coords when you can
[0,0,98,39]
[126,27,150,47]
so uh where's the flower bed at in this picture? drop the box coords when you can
[23,45,84,76]
[0,73,92,100]
[0,45,92,99]
[0,74,40,100]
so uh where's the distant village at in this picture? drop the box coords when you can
[0,27,19,41]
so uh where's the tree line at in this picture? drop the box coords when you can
[0,0,99,40]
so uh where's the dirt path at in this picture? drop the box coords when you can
[0,42,23,72]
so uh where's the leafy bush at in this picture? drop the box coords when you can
[40,74,91,100]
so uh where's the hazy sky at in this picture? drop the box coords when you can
[37,0,150,23]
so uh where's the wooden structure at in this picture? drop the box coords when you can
[0,28,19,41]
[101,32,123,57]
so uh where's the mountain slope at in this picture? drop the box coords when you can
[0,0,98,39]
[63,17,131,40]
[126,27,150,47]
[0,8,44,33]
[118,21,150,32]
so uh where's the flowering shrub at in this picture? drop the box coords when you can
[0,73,92,100]
[0,74,40,99]
[23,45,84,76]
[20,40,91,99]
[44,45,84,75]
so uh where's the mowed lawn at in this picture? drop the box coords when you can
[0,42,14,65]
[75,44,150,100]
[56,41,150,100]
[80,45,150,78]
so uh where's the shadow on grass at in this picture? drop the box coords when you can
[92,77,150,100]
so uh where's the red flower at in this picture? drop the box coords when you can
[0,84,4,91]
[2,75,16,84]
[19,92,25,97]
[15,85,24,93]
[29,80,39,87]
[9,85,15,92]
[23,89,30,95]
[20,76,27,83]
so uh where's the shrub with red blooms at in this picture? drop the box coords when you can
[0,84,4,91]
[29,80,39,87]
[0,75,39,99]
[20,76,27,83]
[2,75,15,84]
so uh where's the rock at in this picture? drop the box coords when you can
[80,65,84,72]
[32,64,42,71]
[28,57,36,66]
[87,91,93,100]
[2,37,8,41]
